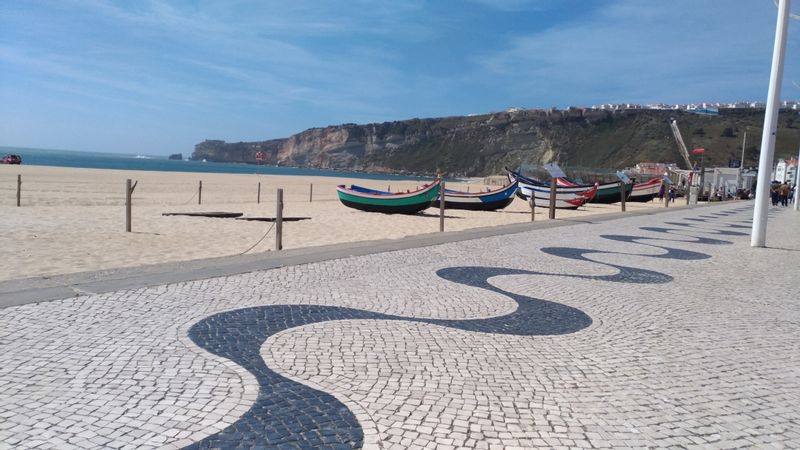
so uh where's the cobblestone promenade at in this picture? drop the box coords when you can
[1,204,799,449]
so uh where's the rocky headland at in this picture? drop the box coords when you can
[193,108,800,177]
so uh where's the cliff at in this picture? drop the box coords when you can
[192,108,800,176]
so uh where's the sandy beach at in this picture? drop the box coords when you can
[1,165,672,282]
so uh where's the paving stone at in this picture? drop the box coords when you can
[1,204,798,448]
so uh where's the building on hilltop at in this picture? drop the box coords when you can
[774,158,798,183]
[632,162,680,177]
[586,100,797,112]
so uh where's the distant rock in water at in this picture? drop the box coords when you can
[168,153,183,160]
[192,108,799,177]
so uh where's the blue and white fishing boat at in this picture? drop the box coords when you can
[506,169,595,209]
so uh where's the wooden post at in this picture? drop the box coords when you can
[126,179,132,232]
[309,183,313,202]
[198,180,202,205]
[275,188,283,251]
[686,177,691,205]
[619,181,626,212]
[529,195,535,222]
[257,182,261,204]
[665,183,670,208]
[16,174,21,207]
[549,178,557,219]
[439,180,445,232]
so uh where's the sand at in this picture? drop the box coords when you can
[0,165,671,282]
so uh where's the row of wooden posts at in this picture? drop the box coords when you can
[11,175,676,215]
[11,175,673,253]
[125,179,287,250]
[12,176,673,215]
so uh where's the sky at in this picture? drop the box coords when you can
[2,0,800,155]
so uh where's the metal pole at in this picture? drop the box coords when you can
[794,146,800,211]
[752,0,791,247]
[257,182,261,204]
[439,180,445,232]
[275,188,283,250]
[16,174,21,207]
[126,179,132,232]
[698,154,705,202]
[198,180,202,205]
[309,183,313,202]
[738,130,747,190]
[548,178,556,219]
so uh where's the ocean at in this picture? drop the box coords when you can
[1,146,431,181]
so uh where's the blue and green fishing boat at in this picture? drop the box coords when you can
[336,180,441,214]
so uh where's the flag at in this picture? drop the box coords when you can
[692,148,705,155]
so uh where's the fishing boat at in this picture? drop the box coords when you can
[627,178,664,202]
[1,154,22,165]
[506,170,595,209]
[554,177,632,203]
[431,180,518,211]
[336,180,441,214]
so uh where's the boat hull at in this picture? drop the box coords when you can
[592,183,633,203]
[339,198,434,214]
[507,172,591,209]
[336,181,440,214]
[556,178,633,204]
[441,197,515,211]
[628,178,664,202]
[431,182,518,211]
[514,188,586,209]
[1,154,22,165]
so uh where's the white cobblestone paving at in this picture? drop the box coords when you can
[1,204,799,449]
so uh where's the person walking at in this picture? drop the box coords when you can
[771,183,780,206]
[778,182,790,206]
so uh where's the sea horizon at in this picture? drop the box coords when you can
[1,145,435,182]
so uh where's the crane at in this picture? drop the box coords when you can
[669,118,695,170]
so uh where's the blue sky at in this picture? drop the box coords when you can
[2,0,799,155]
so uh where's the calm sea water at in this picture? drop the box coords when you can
[1,146,430,181]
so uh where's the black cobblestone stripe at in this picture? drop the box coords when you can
[638,227,733,245]
[662,222,749,236]
[186,266,592,449]
[184,221,733,449]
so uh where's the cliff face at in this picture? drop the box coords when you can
[192,108,800,176]
[194,139,287,164]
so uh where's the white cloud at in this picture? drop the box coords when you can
[474,0,798,105]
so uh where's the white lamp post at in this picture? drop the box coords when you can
[752,0,791,247]
[794,146,800,211]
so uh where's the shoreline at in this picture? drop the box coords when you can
[2,165,677,282]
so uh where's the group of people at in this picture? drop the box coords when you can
[657,184,677,203]
[770,182,795,207]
